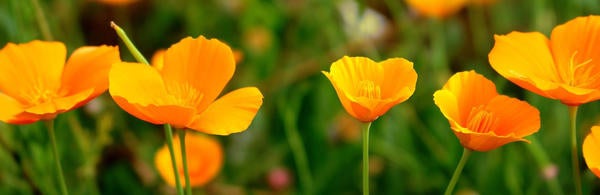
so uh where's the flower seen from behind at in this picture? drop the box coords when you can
[583,126,600,178]
[0,40,120,124]
[433,71,540,151]
[109,36,263,135]
[155,133,223,187]
[323,56,417,122]
[489,15,600,106]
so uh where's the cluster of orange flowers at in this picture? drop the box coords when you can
[1,0,600,192]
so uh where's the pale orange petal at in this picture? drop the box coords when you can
[379,58,417,101]
[441,71,497,124]
[452,128,528,152]
[489,32,561,98]
[433,90,460,127]
[0,93,34,124]
[188,87,263,135]
[329,56,383,98]
[162,36,235,112]
[584,126,600,178]
[323,71,361,121]
[61,45,120,97]
[0,41,65,104]
[25,89,94,115]
[483,95,540,137]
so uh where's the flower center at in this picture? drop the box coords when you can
[466,106,500,134]
[356,80,381,99]
[566,51,595,86]
[166,81,204,108]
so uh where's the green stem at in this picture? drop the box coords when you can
[281,100,313,195]
[525,135,563,194]
[362,122,372,195]
[110,22,149,64]
[164,124,183,195]
[30,0,53,41]
[178,130,192,195]
[444,148,472,195]
[569,106,581,195]
[45,120,69,195]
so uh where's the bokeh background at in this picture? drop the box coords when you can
[2,0,600,194]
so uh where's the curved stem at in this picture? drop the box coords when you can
[281,101,313,195]
[45,120,69,195]
[178,130,192,195]
[110,21,150,65]
[164,124,183,195]
[30,0,53,41]
[362,122,372,195]
[569,106,581,195]
[444,148,472,195]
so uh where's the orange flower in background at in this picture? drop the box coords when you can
[0,40,120,124]
[489,15,600,106]
[155,133,223,187]
[95,0,139,6]
[323,56,417,122]
[405,0,468,18]
[469,0,497,6]
[109,36,263,135]
[583,126,600,178]
[433,71,540,151]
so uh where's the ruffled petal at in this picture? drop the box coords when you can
[483,95,540,137]
[187,87,263,135]
[379,58,417,101]
[440,71,498,124]
[61,45,120,97]
[162,36,235,111]
[0,41,66,104]
[0,93,37,124]
[452,128,528,152]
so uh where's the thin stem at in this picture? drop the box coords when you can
[569,106,581,195]
[45,120,68,195]
[444,148,472,195]
[164,124,183,195]
[110,21,149,64]
[178,130,192,195]
[280,99,313,195]
[30,0,53,40]
[362,122,372,195]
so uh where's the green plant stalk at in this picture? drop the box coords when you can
[569,106,581,195]
[362,122,372,195]
[110,22,150,65]
[165,124,184,195]
[178,130,192,195]
[444,148,472,195]
[525,135,563,194]
[30,0,53,41]
[45,120,69,195]
[281,101,313,195]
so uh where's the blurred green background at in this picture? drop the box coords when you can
[2,0,600,194]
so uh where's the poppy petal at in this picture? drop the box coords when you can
[162,37,235,111]
[113,96,196,127]
[188,87,263,135]
[109,62,172,106]
[483,95,540,137]
[380,58,417,100]
[323,71,360,120]
[25,88,94,115]
[489,32,561,96]
[584,126,600,178]
[452,128,528,152]
[0,93,33,124]
[61,45,120,97]
[151,49,166,71]
[440,71,498,124]
[0,41,66,103]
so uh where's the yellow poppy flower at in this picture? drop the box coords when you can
[109,36,263,135]
[0,40,120,124]
[583,126,600,178]
[489,15,600,106]
[155,133,223,187]
[322,56,417,122]
[433,71,540,151]
[405,0,468,18]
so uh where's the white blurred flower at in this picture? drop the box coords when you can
[338,0,388,43]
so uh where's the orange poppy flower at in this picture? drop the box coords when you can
[109,36,263,135]
[0,40,120,124]
[322,56,417,122]
[489,15,600,106]
[155,133,223,187]
[433,71,540,151]
[405,0,468,18]
[583,126,600,178]
[95,0,139,6]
